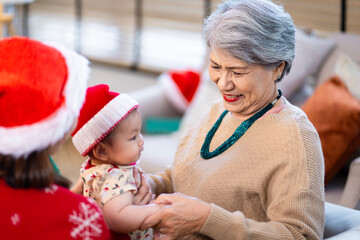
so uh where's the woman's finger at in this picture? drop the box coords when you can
[139,190,152,205]
[133,167,140,186]
[133,187,151,205]
[140,208,165,230]
[133,173,152,205]
[145,193,211,237]
[153,192,183,205]
[139,173,152,203]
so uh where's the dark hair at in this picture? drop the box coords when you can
[0,150,71,189]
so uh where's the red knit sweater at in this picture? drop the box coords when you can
[0,179,111,239]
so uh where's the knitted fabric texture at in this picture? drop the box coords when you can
[201,90,282,159]
[150,98,325,240]
[72,84,139,156]
[0,180,110,239]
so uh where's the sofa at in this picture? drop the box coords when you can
[129,29,360,239]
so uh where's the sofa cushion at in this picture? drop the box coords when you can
[324,202,360,239]
[139,134,178,173]
[287,80,315,107]
[334,54,360,101]
[278,29,335,98]
[302,76,360,184]
[317,32,360,85]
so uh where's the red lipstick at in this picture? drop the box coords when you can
[223,93,242,102]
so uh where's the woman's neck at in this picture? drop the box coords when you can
[231,88,279,121]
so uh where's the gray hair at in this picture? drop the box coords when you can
[203,0,295,81]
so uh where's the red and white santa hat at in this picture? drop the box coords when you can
[71,84,139,156]
[0,37,89,158]
[158,69,200,113]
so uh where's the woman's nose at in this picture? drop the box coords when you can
[217,71,233,91]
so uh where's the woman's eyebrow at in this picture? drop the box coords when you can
[210,59,249,70]
[210,59,220,65]
[227,66,249,70]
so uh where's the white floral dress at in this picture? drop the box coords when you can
[80,159,152,240]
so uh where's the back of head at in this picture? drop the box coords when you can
[72,84,139,157]
[203,0,295,80]
[0,37,90,188]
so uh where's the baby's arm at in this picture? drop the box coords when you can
[102,191,161,233]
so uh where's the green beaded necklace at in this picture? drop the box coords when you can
[201,90,282,159]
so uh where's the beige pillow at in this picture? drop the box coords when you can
[317,32,360,85]
[278,29,335,98]
[335,54,360,101]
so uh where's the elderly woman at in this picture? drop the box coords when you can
[140,0,325,239]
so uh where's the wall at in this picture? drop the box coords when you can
[27,0,359,73]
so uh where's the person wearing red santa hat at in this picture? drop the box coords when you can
[0,37,111,239]
[71,84,161,240]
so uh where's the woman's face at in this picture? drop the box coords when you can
[209,48,280,120]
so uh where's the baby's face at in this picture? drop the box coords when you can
[105,110,144,166]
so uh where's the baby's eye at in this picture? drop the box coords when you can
[130,136,136,141]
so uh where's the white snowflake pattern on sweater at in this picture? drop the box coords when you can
[44,184,59,195]
[68,201,103,239]
[11,213,20,226]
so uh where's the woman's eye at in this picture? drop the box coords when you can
[233,71,245,76]
[211,65,221,70]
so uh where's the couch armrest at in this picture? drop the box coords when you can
[128,85,183,130]
[339,157,360,208]
[324,202,360,239]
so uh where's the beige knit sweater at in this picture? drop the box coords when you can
[150,98,325,240]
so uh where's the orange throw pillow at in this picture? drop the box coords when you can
[302,76,360,184]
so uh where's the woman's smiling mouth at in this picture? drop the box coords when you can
[223,93,243,102]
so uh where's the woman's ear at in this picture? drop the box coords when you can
[274,62,286,81]
[92,142,108,162]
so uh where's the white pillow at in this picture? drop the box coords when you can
[335,54,360,101]
[278,29,335,98]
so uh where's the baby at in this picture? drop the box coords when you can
[72,84,159,240]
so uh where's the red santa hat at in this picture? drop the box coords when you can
[158,69,200,113]
[71,84,139,156]
[0,37,89,158]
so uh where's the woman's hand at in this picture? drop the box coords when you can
[140,193,211,240]
[70,176,83,195]
[133,168,153,205]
